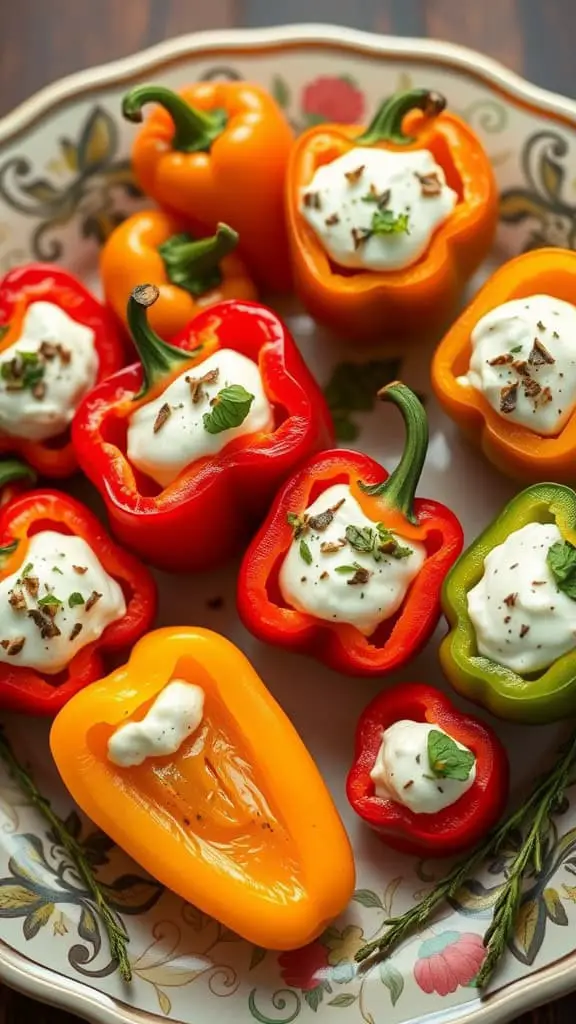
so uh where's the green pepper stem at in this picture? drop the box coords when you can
[122,85,227,153]
[359,383,428,525]
[158,223,239,297]
[127,285,198,399]
[0,459,36,491]
[356,88,446,146]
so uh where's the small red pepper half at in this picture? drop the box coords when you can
[72,287,333,573]
[346,683,509,858]
[0,487,156,715]
[237,383,463,676]
[0,264,125,478]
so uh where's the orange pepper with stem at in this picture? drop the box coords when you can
[286,88,497,342]
[122,82,294,294]
[431,247,576,483]
[100,211,257,340]
[50,627,355,949]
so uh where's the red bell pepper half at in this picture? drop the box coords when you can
[0,264,125,478]
[346,683,509,858]
[0,485,156,715]
[237,383,463,676]
[72,286,333,573]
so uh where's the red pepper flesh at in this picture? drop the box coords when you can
[346,683,509,858]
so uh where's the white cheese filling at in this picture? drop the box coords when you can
[126,348,274,488]
[300,146,457,271]
[278,483,426,636]
[0,531,126,674]
[458,294,576,436]
[107,680,205,767]
[370,720,476,814]
[0,301,99,442]
[467,521,576,674]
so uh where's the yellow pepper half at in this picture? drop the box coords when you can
[50,627,355,950]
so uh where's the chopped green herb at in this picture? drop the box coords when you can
[203,384,254,435]
[376,523,413,559]
[547,539,576,599]
[509,345,523,354]
[52,566,63,575]
[345,524,375,554]
[427,729,475,782]
[370,208,410,236]
[68,592,85,608]
[37,594,63,609]
[299,539,313,566]
[287,512,307,539]
[335,562,365,575]
[20,562,33,577]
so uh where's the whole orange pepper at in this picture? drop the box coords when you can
[431,248,576,483]
[286,88,498,342]
[100,210,257,339]
[122,83,294,294]
[50,627,355,950]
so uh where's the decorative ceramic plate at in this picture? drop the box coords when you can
[1,21,576,1024]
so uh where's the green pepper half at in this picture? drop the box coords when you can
[440,483,576,725]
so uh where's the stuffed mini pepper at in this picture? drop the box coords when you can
[122,81,294,293]
[287,87,497,341]
[432,248,576,482]
[50,627,355,950]
[442,482,576,725]
[72,286,333,573]
[0,264,125,477]
[100,212,257,339]
[347,683,508,857]
[238,382,463,676]
[0,479,156,715]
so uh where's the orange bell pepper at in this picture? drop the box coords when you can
[122,83,294,294]
[50,627,355,950]
[286,88,497,342]
[432,247,576,483]
[100,211,257,340]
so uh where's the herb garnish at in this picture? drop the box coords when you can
[371,208,410,236]
[37,594,63,617]
[307,498,345,532]
[202,384,254,434]
[185,367,219,404]
[287,512,307,539]
[1,351,45,396]
[153,402,171,433]
[299,539,313,566]
[427,730,475,782]
[68,592,85,608]
[335,562,371,585]
[547,539,576,599]
[335,562,366,575]
[345,523,412,562]
[361,186,391,208]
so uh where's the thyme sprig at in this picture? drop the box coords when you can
[0,731,132,982]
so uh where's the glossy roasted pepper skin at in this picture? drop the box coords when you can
[441,483,576,725]
[72,289,333,574]
[0,264,125,478]
[50,627,355,950]
[286,88,497,342]
[432,248,576,483]
[0,489,156,716]
[346,683,509,857]
[237,383,463,676]
[100,210,257,340]
[123,82,294,293]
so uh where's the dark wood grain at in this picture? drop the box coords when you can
[0,1,574,1022]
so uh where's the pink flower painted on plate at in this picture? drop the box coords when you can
[414,931,485,996]
[277,940,330,991]
[301,76,365,125]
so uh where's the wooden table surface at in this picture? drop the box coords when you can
[2,0,576,1022]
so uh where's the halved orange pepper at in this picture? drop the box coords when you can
[286,88,498,342]
[100,210,257,340]
[431,247,576,483]
[50,627,355,950]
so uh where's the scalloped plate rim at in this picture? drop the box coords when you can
[0,20,576,1024]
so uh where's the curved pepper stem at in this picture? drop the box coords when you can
[0,459,36,493]
[122,85,228,153]
[158,223,239,297]
[356,89,446,147]
[359,382,428,525]
[127,285,199,400]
